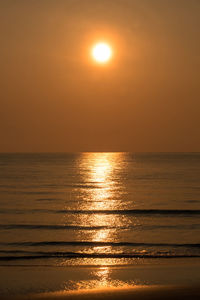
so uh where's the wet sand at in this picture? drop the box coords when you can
[4,286,200,300]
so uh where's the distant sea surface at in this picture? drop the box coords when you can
[0,153,200,294]
[0,152,200,264]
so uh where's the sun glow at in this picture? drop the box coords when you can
[92,43,112,64]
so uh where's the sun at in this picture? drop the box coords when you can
[92,42,112,64]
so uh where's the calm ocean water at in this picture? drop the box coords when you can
[0,152,200,268]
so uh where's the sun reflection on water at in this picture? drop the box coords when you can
[81,153,122,200]
[84,153,116,206]
[81,153,122,244]
[90,154,113,183]
[62,153,133,286]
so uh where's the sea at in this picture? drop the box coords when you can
[0,152,200,295]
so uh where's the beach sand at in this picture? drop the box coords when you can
[4,286,200,300]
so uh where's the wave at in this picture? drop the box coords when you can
[0,224,117,230]
[0,224,200,231]
[1,241,200,248]
[0,251,199,261]
[36,198,61,202]
[60,209,200,216]
[0,209,200,216]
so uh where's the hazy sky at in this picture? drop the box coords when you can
[0,0,200,152]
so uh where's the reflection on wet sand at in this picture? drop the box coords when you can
[71,266,135,291]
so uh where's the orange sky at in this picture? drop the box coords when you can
[0,0,200,152]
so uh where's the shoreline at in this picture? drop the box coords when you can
[1,260,200,297]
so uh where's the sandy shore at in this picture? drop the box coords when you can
[4,286,200,300]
